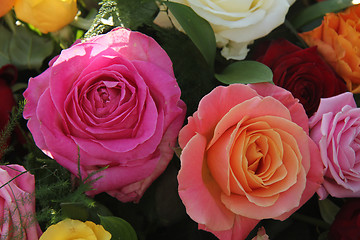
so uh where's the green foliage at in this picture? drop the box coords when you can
[215,61,273,85]
[100,215,138,240]
[84,0,122,38]
[318,231,330,240]
[84,0,158,39]
[0,100,25,158]
[149,25,217,115]
[164,2,216,69]
[23,146,96,228]
[0,25,12,67]
[114,0,158,29]
[318,198,341,225]
[60,202,91,221]
[60,201,113,224]
[0,25,54,70]
[26,155,73,227]
[20,131,111,229]
[291,0,354,29]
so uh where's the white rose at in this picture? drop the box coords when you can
[157,0,295,60]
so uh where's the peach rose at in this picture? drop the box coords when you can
[178,83,324,240]
[299,4,360,93]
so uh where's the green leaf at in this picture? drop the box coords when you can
[115,0,158,29]
[85,0,122,39]
[318,198,341,225]
[85,0,158,39]
[291,0,354,29]
[215,61,273,85]
[61,202,89,221]
[0,25,12,67]
[9,26,54,70]
[100,215,138,240]
[152,27,217,115]
[88,202,113,224]
[165,1,216,69]
[318,231,330,240]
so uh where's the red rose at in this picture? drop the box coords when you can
[329,199,360,240]
[254,39,347,116]
[0,65,17,155]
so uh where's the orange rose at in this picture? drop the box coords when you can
[299,4,360,93]
[0,0,15,17]
[178,83,324,239]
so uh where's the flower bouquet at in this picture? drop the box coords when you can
[0,0,360,239]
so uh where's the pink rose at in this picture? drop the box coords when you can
[0,164,42,239]
[309,92,360,199]
[23,28,186,202]
[178,83,323,240]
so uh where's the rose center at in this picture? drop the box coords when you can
[82,80,123,118]
[97,86,110,105]
[246,138,263,174]
[246,134,270,176]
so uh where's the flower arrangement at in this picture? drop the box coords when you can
[0,0,360,239]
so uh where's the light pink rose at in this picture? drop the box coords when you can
[23,27,186,202]
[309,92,360,199]
[178,83,324,240]
[0,164,42,239]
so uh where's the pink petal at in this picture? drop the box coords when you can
[309,92,356,127]
[200,215,259,240]
[49,43,111,118]
[23,68,52,151]
[87,154,159,195]
[249,83,309,133]
[2,165,34,193]
[277,139,324,220]
[178,133,235,231]
[189,84,259,140]
[107,102,186,202]
[36,89,80,171]
[89,28,175,77]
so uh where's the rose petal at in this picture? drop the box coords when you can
[309,92,356,127]
[89,28,175,77]
[178,133,235,231]
[249,83,309,133]
[199,215,259,240]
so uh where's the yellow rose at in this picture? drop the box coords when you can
[0,0,15,17]
[39,219,112,240]
[14,0,78,33]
